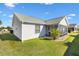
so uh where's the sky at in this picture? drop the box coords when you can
[0,3,79,27]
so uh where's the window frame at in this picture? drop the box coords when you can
[35,25,40,33]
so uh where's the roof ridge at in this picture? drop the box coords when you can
[14,12,45,21]
[14,12,46,24]
[47,16,66,21]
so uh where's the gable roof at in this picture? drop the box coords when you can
[14,13,45,24]
[13,13,66,25]
[46,16,66,25]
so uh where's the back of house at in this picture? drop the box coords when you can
[12,13,46,41]
[12,13,68,41]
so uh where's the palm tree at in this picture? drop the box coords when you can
[51,28,60,40]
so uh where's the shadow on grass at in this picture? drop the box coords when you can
[39,37,52,40]
[0,33,21,41]
[64,34,79,56]
[69,35,76,37]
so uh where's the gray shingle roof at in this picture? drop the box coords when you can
[14,13,45,24]
[14,13,66,25]
[46,16,65,25]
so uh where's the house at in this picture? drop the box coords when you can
[74,24,79,32]
[45,16,68,36]
[0,28,10,34]
[12,13,68,41]
[68,24,79,33]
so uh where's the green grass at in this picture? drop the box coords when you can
[65,32,78,42]
[64,32,79,56]
[0,33,78,56]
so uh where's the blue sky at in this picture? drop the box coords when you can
[0,3,79,27]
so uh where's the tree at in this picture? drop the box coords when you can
[0,27,5,31]
[6,26,13,34]
[51,28,60,40]
[6,26,12,31]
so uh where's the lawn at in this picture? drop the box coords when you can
[0,32,78,56]
[64,32,79,56]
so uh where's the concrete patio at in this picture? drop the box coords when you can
[43,34,69,41]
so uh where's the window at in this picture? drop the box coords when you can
[35,25,40,33]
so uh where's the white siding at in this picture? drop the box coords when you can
[58,17,68,35]
[22,23,46,41]
[74,25,78,32]
[12,15,22,40]
[59,17,68,26]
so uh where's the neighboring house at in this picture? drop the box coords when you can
[68,24,79,32]
[12,13,68,41]
[0,25,3,28]
[0,29,10,34]
[74,24,79,32]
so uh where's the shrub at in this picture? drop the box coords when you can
[51,28,60,40]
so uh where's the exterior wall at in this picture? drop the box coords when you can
[74,25,78,32]
[58,17,68,35]
[45,25,51,36]
[12,14,69,41]
[74,27,77,32]
[59,17,68,26]
[22,23,46,41]
[68,27,74,33]
[45,24,58,36]
[68,25,78,32]
[74,27,78,32]
[58,25,68,35]
[12,15,22,40]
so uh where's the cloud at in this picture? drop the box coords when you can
[67,16,72,19]
[44,3,54,5]
[67,13,76,19]
[9,14,13,18]
[68,13,76,16]
[40,3,54,5]
[4,3,17,8]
